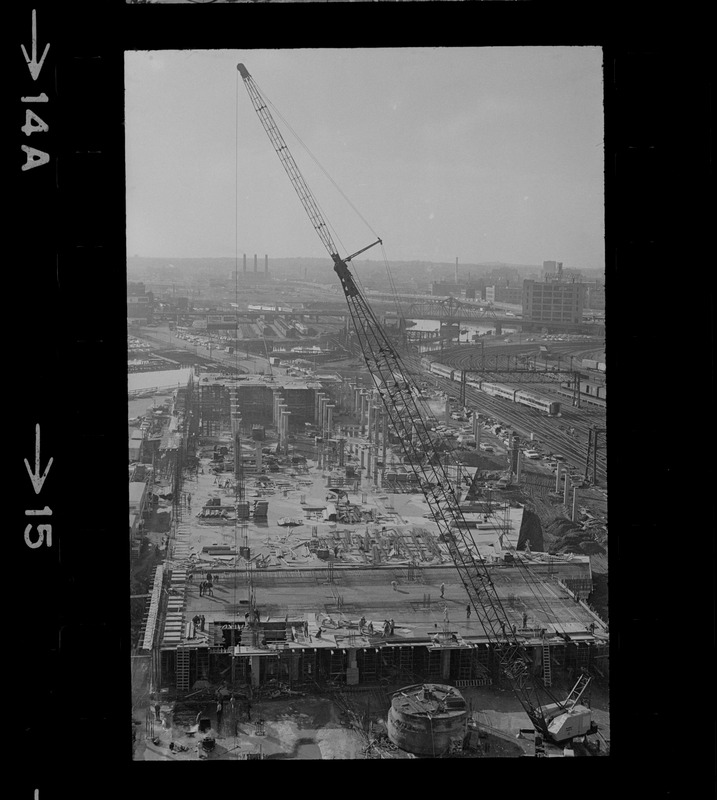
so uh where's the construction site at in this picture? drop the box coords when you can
[129,62,610,761]
[131,361,609,760]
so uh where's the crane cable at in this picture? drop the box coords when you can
[251,77,380,303]
[257,81,382,242]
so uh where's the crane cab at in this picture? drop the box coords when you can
[538,702,595,742]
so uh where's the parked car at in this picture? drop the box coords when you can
[523,449,542,459]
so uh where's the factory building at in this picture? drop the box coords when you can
[522,278,586,325]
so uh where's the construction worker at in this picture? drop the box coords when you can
[440,582,445,598]
[466,604,471,619]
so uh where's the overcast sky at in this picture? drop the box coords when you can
[125,47,604,270]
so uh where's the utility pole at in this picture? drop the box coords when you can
[584,427,605,483]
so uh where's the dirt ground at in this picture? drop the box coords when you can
[133,676,609,760]
[135,694,373,760]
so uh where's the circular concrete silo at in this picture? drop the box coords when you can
[387,683,468,756]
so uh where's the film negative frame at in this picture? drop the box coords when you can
[10,0,712,792]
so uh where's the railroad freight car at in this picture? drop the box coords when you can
[581,358,607,373]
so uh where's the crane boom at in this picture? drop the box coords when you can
[238,63,595,744]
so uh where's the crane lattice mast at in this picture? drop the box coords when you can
[238,62,589,740]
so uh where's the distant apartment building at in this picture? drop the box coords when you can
[431,281,460,296]
[541,260,583,283]
[541,260,562,278]
[127,294,151,324]
[485,285,523,305]
[523,279,586,324]
[583,281,606,310]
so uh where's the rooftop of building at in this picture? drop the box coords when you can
[195,372,322,390]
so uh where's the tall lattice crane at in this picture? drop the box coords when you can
[238,63,596,744]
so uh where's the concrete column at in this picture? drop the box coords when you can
[445,398,450,424]
[255,445,262,471]
[320,394,328,428]
[338,439,345,467]
[322,400,330,438]
[319,397,327,436]
[360,393,367,434]
[277,407,284,440]
[440,648,451,680]
[565,474,572,507]
[281,411,291,454]
[373,454,379,486]
[314,393,323,426]
[382,414,388,480]
[373,397,381,448]
[572,486,579,521]
[327,405,335,436]
[555,462,562,493]
[275,396,285,428]
[515,450,522,483]
[251,655,261,687]
[353,387,361,415]
[366,397,373,441]
[360,448,366,470]
[346,648,359,685]
[366,446,372,477]
[314,392,322,423]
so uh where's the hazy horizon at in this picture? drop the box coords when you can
[126,48,605,272]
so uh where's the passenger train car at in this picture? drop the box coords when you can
[429,362,455,381]
[428,360,561,416]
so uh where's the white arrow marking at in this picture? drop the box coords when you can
[24,424,53,494]
[20,10,51,82]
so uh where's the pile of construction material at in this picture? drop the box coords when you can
[545,517,606,556]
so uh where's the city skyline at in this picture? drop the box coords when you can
[126,47,605,271]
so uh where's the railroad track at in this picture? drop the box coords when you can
[439,342,605,370]
[405,357,607,484]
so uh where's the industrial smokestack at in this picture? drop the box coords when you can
[243,253,247,273]
[455,257,459,284]
[254,254,258,272]
[265,254,268,274]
